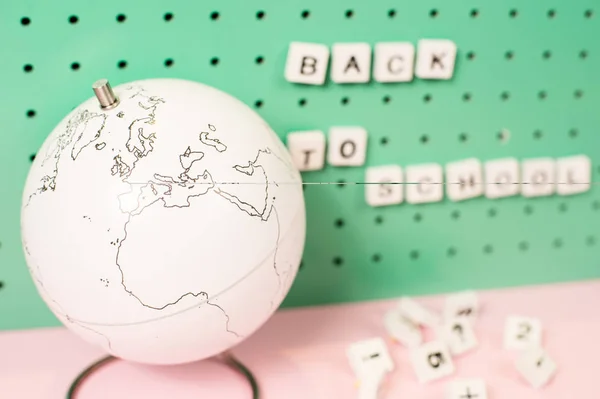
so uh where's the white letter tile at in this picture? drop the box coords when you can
[347,337,394,378]
[327,127,368,167]
[331,43,371,83]
[515,347,558,389]
[406,163,444,204]
[556,154,591,196]
[373,42,415,82]
[410,340,455,384]
[446,158,484,202]
[521,158,556,197]
[504,316,542,350]
[365,165,403,207]
[439,318,478,356]
[444,290,479,322]
[284,42,330,85]
[415,39,457,80]
[398,297,441,328]
[286,130,326,171]
[447,379,488,399]
[383,308,422,348]
[485,157,520,199]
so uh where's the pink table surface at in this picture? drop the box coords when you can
[1,280,599,398]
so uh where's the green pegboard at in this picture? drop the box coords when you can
[2,0,600,331]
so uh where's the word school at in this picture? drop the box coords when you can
[285,128,591,206]
[284,39,457,85]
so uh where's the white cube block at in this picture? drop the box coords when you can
[357,371,386,399]
[415,39,457,80]
[373,42,415,82]
[515,347,557,388]
[446,158,484,202]
[447,379,488,399]
[383,309,422,348]
[286,130,326,171]
[327,127,368,166]
[347,337,394,377]
[556,154,591,195]
[284,42,330,85]
[444,290,479,322]
[439,318,478,356]
[331,43,371,83]
[504,316,542,350]
[485,157,520,199]
[410,340,455,384]
[521,158,556,198]
[398,297,441,328]
[406,163,444,204]
[365,165,403,207]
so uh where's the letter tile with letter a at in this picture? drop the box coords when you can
[405,163,444,204]
[284,42,330,85]
[521,158,556,197]
[415,39,457,80]
[327,127,368,166]
[556,154,591,195]
[365,165,403,207]
[373,42,415,82]
[286,130,326,171]
[446,158,484,202]
[504,316,542,350]
[446,379,488,399]
[515,347,557,388]
[410,340,455,384]
[331,43,372,83]
[484,157,520,199]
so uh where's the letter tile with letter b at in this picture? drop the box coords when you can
[383,308,422,348]
[415,39,457,80]
[365,165,403,207]
[327,127,368,166]
[405,163,444,204]
[504,316,542,350]
[515,347,557,388]
[447,379,488,399]
[444,290,479,322]
[286,130,326,171]
[521,158,556,198]
[446,158,484,202]
[284,42,330,85]
[347,337,394,377]
[485,157,520,199]
[556,154,591,195]
[331,43,371,83]
[410,340,455,384]
[439,318,478,356]
[373,42,415,82]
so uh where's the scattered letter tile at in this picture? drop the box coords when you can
[284,42,330,85]
[406,163,444,204]
[347,337,394,377]
[373,42,415,82]
[446,158,484,202]
[515,347,558,388]
[398,297,441,327]
[331,43,372,83]
[556,154,591,196]
[439,318,478,356]
[447,379,488,399]
[383,308,422,348]
[286,130,326,171]
[410,340,455,384]
[485,157,520,199]
[444,290,479,322]
[504,316,542,350]
[415,39,457,80]
[327,127,368,166]
[521,158,556,197]
[365,165,403,207]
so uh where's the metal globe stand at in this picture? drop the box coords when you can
[66,351,259,398]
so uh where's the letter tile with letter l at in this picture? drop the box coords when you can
[405,163,444,204]
[327,127,368,166]
[284,42,330,85]
[410,340,455,383]
[331,43,371,83]
[484,157,520,199]
[521,158,556,197]
[515,347,558,388]
[415,39,457,80]
[365,165,403,207]
[446,379,488,399]
[286,130,326,171]
[373,42,415,82]
[556,154,591,195]
[504,315,542,350]
[446,158,484,202]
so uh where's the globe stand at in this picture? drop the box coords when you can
[66,351,259,398]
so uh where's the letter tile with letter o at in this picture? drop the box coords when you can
[521,158,556,198]
[284,42,330,85]
[485,157,520,199]
[327,127,368,166]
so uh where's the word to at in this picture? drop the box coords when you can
[286,129,591,205]
[285,39,457,85]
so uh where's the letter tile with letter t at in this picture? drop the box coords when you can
[365,165,403,207]
[405,163,444,204]
[373,42,415,82]
[410,340,455,383]
[556,154,591,195]
[327,127,368,166]
[286,130,326,171]
[284,42,330,85]
[331,43,372,83]
[446,158,484,202]
[415,39,457,80]
[484,157,520,199]
[521,158,556,198]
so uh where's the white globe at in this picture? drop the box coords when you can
[20,78,305,365]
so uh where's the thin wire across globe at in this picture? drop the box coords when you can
[20,78,306,365]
